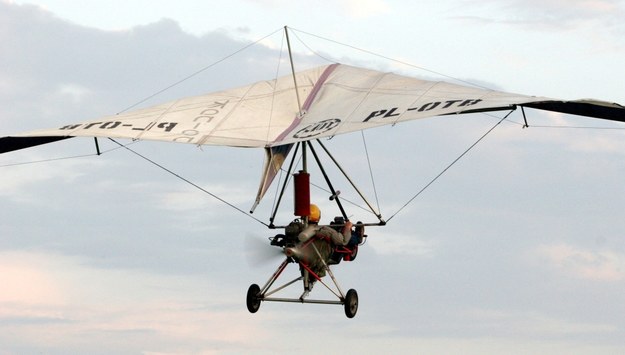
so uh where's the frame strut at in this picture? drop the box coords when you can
[310,242,345,299]
[260,258,290,295]
[315,139,385,224]
[306,141,348,220]
[263,297,343,305]
[255,237,350,307]
[264,276,303,298]
[94,137,101,155]
[521,105,529,128]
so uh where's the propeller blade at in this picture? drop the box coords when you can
[244,234,284,266]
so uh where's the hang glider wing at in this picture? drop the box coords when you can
[2,63,624,205]
[2,63,624,155]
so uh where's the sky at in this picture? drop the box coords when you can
[1,0,625,354]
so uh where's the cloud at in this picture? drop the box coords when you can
[338,0,391,19]
[0,251,65,305]
[243,0,390,19]
[462,308,617,337]
[0,250,272,353]
[157,184,254,213]
[368,230,437,257]
[536,243,625,281]
[491,111,625,156]
[47,83,94,106]
[0,158,94,203]
[453,0,625,32]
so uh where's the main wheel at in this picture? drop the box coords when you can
[344,289,358,318]
[246,284,261,313]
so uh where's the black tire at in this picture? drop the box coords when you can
[344,288,358,318]
[246,284,261,313]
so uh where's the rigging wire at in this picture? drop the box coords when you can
[267,33,286,212]
[0,152,96,167]
[2,27,285,169]
[0,140,140,168]
[266,30,286,145]
[5,26,622,226]
[0,136,270,227]
[311,178,378,215]
[361,130,381,212]
[291,27,625,132]
[107,138,270,228]
[289,30,336,64]
[276,164,378,216]
[289,27,493,91]
[291,28,625,132]
[507,119,625,130]
[482,110,625,130]
[116,27,285,115]
[273,143,378,216]
[386,110,516,223]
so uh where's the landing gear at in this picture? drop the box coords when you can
[246,236,360,318]
[344,289,358,318]
[246,284,261,313]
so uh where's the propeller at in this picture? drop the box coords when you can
[244,233,284,267]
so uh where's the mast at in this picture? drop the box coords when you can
[285,26,310,223]
[285,26,303,119]
[284,26,307,171]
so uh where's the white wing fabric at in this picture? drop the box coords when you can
[2,63,624,154]
[4,63,624,207]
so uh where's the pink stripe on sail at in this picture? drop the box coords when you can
[272,63,340,144]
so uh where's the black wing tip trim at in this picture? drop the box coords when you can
[522,101,625,123]
[0,136,74,154]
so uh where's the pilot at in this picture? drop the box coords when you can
[296,204,352,280]
[298,204,352,246]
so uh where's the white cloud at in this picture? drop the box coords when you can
[460,0,624,25]
[338,0,391,19]
[0,250,273,352]
[157,184,253,212]
[368,230,437,257]
[49,83,94,105]
[0,159,92,203]
[241,0,391,19]
[535,243,625,281]
[463,307,618,336]
[0,251,66,305]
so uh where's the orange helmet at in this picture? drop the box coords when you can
[309,204,321,223]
